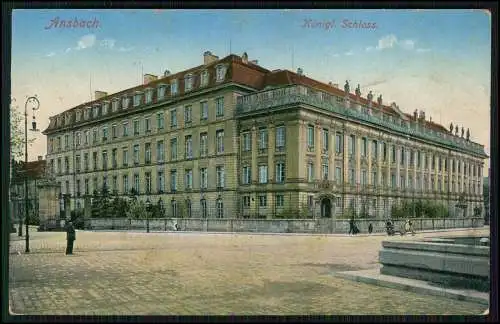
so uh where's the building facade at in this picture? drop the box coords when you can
[43,52,487,219]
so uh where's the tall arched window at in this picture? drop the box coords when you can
[216,199,224,218]
[200,198,207,218]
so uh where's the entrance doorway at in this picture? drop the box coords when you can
[321,198,332,218]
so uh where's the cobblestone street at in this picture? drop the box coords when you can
[9,228,488,315]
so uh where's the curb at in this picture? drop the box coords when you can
[332,270,489,307]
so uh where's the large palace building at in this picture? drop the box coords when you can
[43,51,488,219]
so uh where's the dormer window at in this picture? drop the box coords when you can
[65,113,71,125]
[200,70,209,87]
[102,102,109,115]
[57,116,62,126]
[93,105,99,118]
[134,92,142,107]
[112,99,119,112]
[146,89,153,103]
[216,64,227,82]
[85,108,91,120]
[157,85,166,100]
[171,79,178,96]
[76,110,81,122]
[122,96,130,109]
[185,74,193,92]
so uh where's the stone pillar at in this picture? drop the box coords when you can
[412,148,417,191]
[428,153,433,191]
[64,194,71,221]
[268,124,275,182]
[315,124,321,180]
[367,137,372,184]
[377,141,383,186]
[343,132,349,185]
[396,145,401,188]
[404,147,409,189]
[328,127,334,181]
[84,195,92,229]
[356,135,361,184]
[251,126,258,184]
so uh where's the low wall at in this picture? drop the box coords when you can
[88,217,483,234]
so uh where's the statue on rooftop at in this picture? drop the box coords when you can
[377,94,382,106]
[455,125,459,136]
[461,126,464,138]
[449,122,453,133]
[344,80,350,94]
[466,128,470,141]
[355,84,361,97]
[367,91,373,102]
[413,109,418,120]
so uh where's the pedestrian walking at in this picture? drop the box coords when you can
[66,221,76,255]
[348,217,355,235]
[368,223,373,234]
[408,220,416,235]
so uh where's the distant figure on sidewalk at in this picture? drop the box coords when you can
[348,217,355,235]
[368,223,373,234]
[66,221,76,255]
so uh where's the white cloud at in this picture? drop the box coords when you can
[332,53,340,57]
[400,39,415,50]
[118,46,134,52]
[416,48,431,53]
[46,52,55,57]
[76,34,96,50]
[365,46,375,52]
[100,39,116,49]
[65,48,72,53]
[344,51,354,56]
[377,34,398,50]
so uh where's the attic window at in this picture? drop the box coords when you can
[157,85,166,100]
[93,105,99,118]
[76,110,81,122]
[201,70,209,87]
[145,89,153,104]
[216,64,227,82]
[185,74,194,92]
[112,99,119,112]
[134,92,142,107]
[122,96,130,109]
[102,102,109,115]
[84,108,90,120]
[171,79,178,96]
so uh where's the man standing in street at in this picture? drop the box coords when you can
[66,221,76,255]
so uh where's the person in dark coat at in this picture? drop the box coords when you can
[348,217,355,235]
[66,221,76,255]
[368,223,373,234]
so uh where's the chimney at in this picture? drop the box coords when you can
[164,70,171,77]
[94,91,108,100]
[297,68,303,76]
[143,74,158,84]
[38,156,43,161]
[250,59,258,65]
[328,81,333,86]
[203,51,219,65]
[242,52,248,64]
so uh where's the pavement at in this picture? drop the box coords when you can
[8,227,489,316]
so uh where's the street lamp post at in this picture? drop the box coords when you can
[145,197,151,233]
[24,95,40,253]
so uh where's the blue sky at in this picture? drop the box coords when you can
[11,9,491,173]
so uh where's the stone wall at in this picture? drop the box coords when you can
[88,217,484,234]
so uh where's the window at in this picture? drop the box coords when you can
[216,199,224,218]
[133,174,140,193]
[171,80,178,95]
[348,135,356,156]
[275,162,285,183]
[102,150,108,170]
[64,156,70,173]
[64,134,69,149]
[122,97,130,109]
[391,145,396,163]
[122,148,128,166]
[349,168,355,184]
[157,112,164,130]
[243,132,251,151]
[215,97,224,117]
[66,181,70,195]
[200,101,208,120]
[123,122,129,137]
[146,89,153,104]
[409,150,414,166]
[93,106,99,118]
[216,65,226,82]
[216,166,225,188]
[76,179,81,196]
[276,126,286,150]
[112,99,119,112]
[408,176,413,190]
[76,133,81,146]
[112,124,117,138]
[102,127,108,141]
[112,176,118,194]
[184,105,192,124]
[50,159,55,174]
[307,125,315,148]
[242,196,251,207]
[400,148,405,166]
[93,129,98,144]
[335,132,343,153]
[259,194,267,207]
[335,167,342,184]
[57,158,62,174]
[102,103,108,115]
[276,194,284,208]
[383,142,387,161]
[200,70,209,87]
[112,149,117,168]
[133,144,139,165]
[361,137,367,157]
[185,169,193,190]
[425,154,428,169]
[372,140,378,158]
[84,153,89,171]
[157,141,164,163]
[307,162,314,182]
[216,130,224,154]
[170,138,178,160]
[134,93,142,107]
[259,165,268,184]
[322,129,329,152]
[145,117,151,133]
[145,143,151,164]
[432,154,435,169]
[185,135,193,159]
[259,128,268,150]
[57,137,62,150]
[85,179,89,195]
[93,152,98,170]
[321,159,329,180]
[184,74,193,92]
[133,120,140,135]
[201,199,208,218]
[170,170,177,191]
[170,109,177,128]
[75,155,81,172]
[157,86,166,100]
[391,174,396,188]
[372,171,377,186]
[200,133,208,157]
[242,166,251,184]
[145,172,151,194]
[200,168,208,189]
[417,151,421,167]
